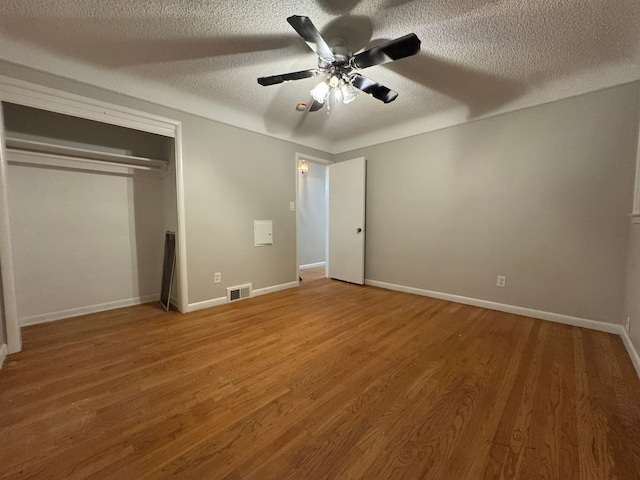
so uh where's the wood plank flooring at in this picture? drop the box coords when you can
[1,279,639,479]
[299,266,325,283]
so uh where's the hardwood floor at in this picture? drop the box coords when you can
[1,279,639,479]
[299,266,325,283]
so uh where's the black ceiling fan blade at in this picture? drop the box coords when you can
[352,33,421,69]
[309,100,325,112]
[351,74,398,103]
[287,15,335,60]
[258,69,320,86]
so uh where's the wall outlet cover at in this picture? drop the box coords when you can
[496,275,506,288]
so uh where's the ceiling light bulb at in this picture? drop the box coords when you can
[310,81,330,104]
[341,82,358,105]
[334,89,342,104]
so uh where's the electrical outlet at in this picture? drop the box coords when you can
[496,275,506,288]
[626,316,631,333]
[214,272,222,284]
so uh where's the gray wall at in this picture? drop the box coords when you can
[298,161,326,266]
[180,116,328,302]
[0,61,330,309]
[0,61,637,327]
[336,83,639,324]
[624,222,640,353]
[7,166,168,323]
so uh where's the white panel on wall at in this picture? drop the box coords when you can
[254,220,273,246]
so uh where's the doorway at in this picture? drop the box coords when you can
[296,153,330,284]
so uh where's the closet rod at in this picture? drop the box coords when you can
[6,149,165,174]
[5,137,168,171]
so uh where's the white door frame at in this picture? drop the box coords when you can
[295,153,332,284]
[0,105,20,353]
[0,76,189,354]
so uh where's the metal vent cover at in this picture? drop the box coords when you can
[226,284,252,303]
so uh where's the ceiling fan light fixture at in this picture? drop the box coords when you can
[310,80,330,104]
[259,16,421,113]
[341,81,358,105]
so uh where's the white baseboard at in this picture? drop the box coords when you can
[0,343,7,369]
[365,279,622,335]
[299,262,326,270]
[186,296,227,313]
[187,281,299,313]
[20,294,161,327]
[252,281,298,297]
[251,282,299,297]
[620,328,640,379]
[366,279,640,380]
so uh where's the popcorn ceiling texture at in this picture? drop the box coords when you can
[0,0,638,152]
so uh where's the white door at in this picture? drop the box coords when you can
[328,157,366,284]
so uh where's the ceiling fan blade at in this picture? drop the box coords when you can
[287,15,335,60]
[352,33,421,69]
[258,69,320,86]
[351,74,398,103]
[309,100,325,112]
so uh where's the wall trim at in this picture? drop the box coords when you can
[187,281,299,313]
[296,152,333,166]
[620,327,640,379]
[0,75,178,137]
[633,97,640,214]
[299,262,326,270]
[20,294,160,327]
[187,296,227,313]
[252,281,298,297]
[174,122,188,313]
[365,279,622,335]
[0,104,22,353]
[0,343,7,369]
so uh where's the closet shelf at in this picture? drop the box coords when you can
[5,137,169,171]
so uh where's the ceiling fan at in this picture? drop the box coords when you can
[257,15,421,111]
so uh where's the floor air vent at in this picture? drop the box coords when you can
[227,284,252,303]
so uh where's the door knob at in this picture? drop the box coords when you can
[356,228,362,234]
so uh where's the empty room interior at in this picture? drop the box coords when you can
[1,1,640,478]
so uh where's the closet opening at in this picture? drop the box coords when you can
[1,101,181,331]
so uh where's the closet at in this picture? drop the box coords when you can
[1,100,180,328]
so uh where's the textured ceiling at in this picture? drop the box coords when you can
[0,0,638,153]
